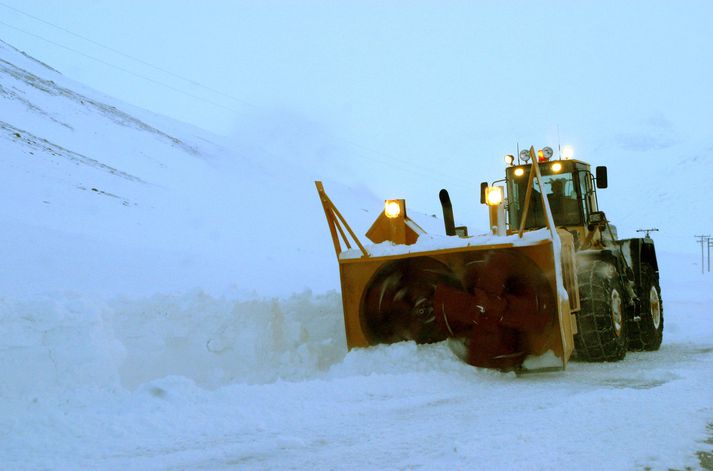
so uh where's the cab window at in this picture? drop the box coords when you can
[507,168,582,229]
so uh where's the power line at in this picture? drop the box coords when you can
[0,12,480,190]
[0,0,257,109]
[334,137,476,188]
[0,19,244,114]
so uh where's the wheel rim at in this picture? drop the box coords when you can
[611,289,623,337]
[650,286,661,330]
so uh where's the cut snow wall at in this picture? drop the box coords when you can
[0,291,347,399]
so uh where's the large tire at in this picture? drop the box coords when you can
[627,264,663,351]
[574,260,627,361]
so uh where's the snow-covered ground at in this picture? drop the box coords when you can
[2,252,712,470]
[1,38,713,470]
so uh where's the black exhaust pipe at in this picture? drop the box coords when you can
[439,189,456,236]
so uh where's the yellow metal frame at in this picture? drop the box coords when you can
[314,181,369,258]
[518,147,556,238]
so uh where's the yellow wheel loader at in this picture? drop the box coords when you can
[316,146,662,372]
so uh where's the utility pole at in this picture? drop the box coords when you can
[708,238,712,273]
[695,235,711,274]
[637,228,659,239]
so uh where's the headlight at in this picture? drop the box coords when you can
[514,168,525,177]
[551,162,562,173]
[384,200,401,218]
[519,149,531,163]
[504,154,515,166]
[485,186,504,206]
[562,145,574,160]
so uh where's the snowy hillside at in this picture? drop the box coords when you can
[1,39,713,471]
[0,38,388,298]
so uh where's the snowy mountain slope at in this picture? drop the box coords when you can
[1,39,712,471]
[0,38,386,298]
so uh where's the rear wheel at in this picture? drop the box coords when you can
[627,264,663,351]
[574,260,627,362]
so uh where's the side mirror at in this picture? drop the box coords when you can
[480,182,488,204]
[595,166,608,189]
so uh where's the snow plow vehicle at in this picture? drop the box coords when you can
[315,146,663,371]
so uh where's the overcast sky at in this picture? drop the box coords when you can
[2,0,712,234]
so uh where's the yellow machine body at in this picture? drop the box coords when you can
[315,153,578,371]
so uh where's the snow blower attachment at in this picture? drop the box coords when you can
[315,148,578,372]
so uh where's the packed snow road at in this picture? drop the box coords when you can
[2,254,712,470]
[107,344,713,471]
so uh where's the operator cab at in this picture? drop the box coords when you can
[504,159,607,231]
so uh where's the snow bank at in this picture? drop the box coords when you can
[1,250,705,401]
[0,290,347,399]
[112,290,347,388]
[0,295,124,398]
